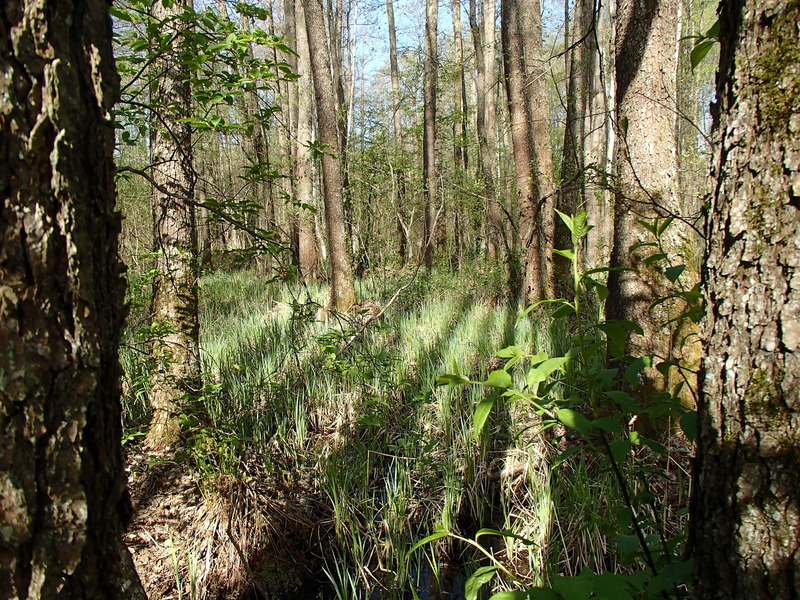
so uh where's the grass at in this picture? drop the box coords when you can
[120,265,687,598]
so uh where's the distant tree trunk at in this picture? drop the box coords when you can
[452,0,469,174]
[693,2,800,597]
[557,0,596,291]
[501,0,541,302]
[302,0,357,310]
[606,0,696,404]
[148,0,202,451]
[422,0,439,268]
[386,0,409,265]
[519,0,556,298]
[469,0,503,262]
[294,0,319,279]
[0,1,145,596]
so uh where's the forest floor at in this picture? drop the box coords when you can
[120,266,692,600]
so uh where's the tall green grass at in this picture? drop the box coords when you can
[120,266,657,597]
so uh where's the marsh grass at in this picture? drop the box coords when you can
[121,266,655,597]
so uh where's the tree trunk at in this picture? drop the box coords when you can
[422,0,439,268]
[386,0,409,265]
[302,0,357,311]
[557,0,596,292]
[519,0,557,298]
[294,0,319,279]
[692,2,800,597]
[469,0,505,263]
[606,0,696,404]
[0,1,145,596]
[501,0,541,302]
[148,0,202,451]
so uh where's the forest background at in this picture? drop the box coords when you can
[2,0,797,599]
[115,0,717,596]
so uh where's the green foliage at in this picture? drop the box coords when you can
[433,212,695,599]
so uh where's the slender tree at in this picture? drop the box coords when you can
[469,0,504,262]
[422,0,440,268]
[302,0,357,310]
[501,0,542,301]
[606,0,695,400]
[147,0,202,450]
[693,1,800,597]
[0,0,145,596]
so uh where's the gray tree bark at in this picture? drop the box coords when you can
[0,0,145,596]
[302,0,357,310]
[501,0,542,302]
[147,0,202,450]
[693,1,800,597]
[422,0,439,268]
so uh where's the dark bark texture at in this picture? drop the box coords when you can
[693,1,800,598]
[0,0,144,597]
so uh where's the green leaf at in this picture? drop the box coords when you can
[648,559,694,596]
[528,589,562,600]
[409,528,448,553]
[552,445,582,467]
[485,369,512,388]
[552,572,594,600]
[605,390,638,412]
[490,592,533,600]
[691,38,716,71]
[619,116,629,136]
[551,303,576,320]
[476,528,537,546]
[624,356,653,385]
[609,439,632,463]
[656,216,675,236]
[555,209,574,234]
[593,416,623,434]
[474,393,497,438]
[556,408,592,437]
[644,252,668,267]
[616,533,640,556]
[553,248,576,261]
[593,572,635,600]
[527,356,570,389]
[655,359,679,377]
[466,566,499,600]
[680,410,697,442]
[496,345,524,359]
[437,372,471,386]
[664,264,686,282]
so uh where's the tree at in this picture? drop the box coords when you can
[147,0,202,450]
[469,0,504,263]
[422,0,440,268]
[501,0,542,301]
[302,0,357,311]
[606,0,694,400]
[692,1,800,597]
[0,1,145,596]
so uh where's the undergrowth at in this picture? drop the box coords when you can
[120,259,691,599]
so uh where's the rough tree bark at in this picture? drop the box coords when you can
[501,0,542,302]
[293,0,319,279]
[692,1,800,597]
[0,0,145,596]
[606,0,696,402]
[422,0,439,268]
[469,0,504,262]
[302,0,357,311]
[147,0,202,450]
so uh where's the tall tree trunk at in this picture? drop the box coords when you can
[557,0,596,291]
[606,0,696,404]
[519,0,557,298]
[693,2,800,597]
[302,0,357,311]
[293,0,319,279]
[422,0,439,268]
[469,0,504,263]
[0,1,145,596]
[386,0,409,265]
[452,0,469,173]
[148,0,202,450]
[501,0,541,302]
